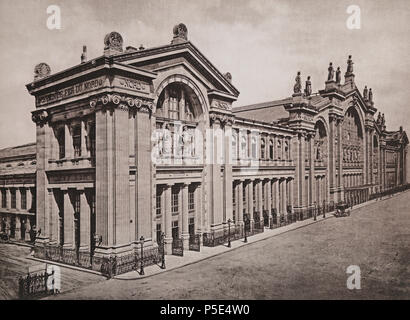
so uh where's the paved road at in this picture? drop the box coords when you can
[0,244,105,300]
[50,190,410,300]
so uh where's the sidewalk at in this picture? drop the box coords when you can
[115,189,409,281]
[114,212,334,280]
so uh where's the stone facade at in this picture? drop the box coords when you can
[0,24,408,271]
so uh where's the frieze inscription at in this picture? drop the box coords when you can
[36,77,106,106]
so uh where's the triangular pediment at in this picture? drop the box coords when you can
[113,41,239,100]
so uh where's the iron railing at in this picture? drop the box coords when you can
[18,270,57,299]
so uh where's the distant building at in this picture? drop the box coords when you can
[0,24,408,272]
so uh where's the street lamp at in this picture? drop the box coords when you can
[313,202,317,221]
[140,236,145,275]
[227,219,231,248]
[244,216,248,243]
[160,232,166,269]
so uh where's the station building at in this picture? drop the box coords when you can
[0,24,408,271]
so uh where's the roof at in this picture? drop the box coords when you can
[232,98,291,123]
[0,143,36,160]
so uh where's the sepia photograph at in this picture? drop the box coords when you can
[0,0,409,311]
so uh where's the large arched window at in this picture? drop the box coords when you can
[284,141,289,160]
[314,121,328,164]
[269,139,274,159]
[155,82,203,163]
[342,107,363,166]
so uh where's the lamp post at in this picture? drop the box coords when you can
[160,232,166,269]
[139,236,145,275]
[244,216,248,243]
[323,200,326,218]
[313,202,317,221]
[227,219,231,248]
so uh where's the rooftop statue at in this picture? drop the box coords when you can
[304,76,312,96]
[346,55,354,74]
[336,67,341,84]
[327,62,334,81]
[293,71,302,94]
[363,86,368,100]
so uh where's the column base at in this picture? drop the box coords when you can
[182,233,190,249]
[164,237,173,255]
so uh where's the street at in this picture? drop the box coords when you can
[49,190,410,300]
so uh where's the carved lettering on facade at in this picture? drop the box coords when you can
[117,77,148,92]
[36,77,106,106]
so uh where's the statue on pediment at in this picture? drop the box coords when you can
[346,55,354,74]
[327,63,334,81]
[369,88,373,103]
[304,76,312,96]
[293,71,302,94]
[336,67,341,84]
[363,86,368,100]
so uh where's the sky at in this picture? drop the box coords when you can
[0,0,409,148]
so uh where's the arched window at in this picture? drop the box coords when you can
[284,141,289,160]
[269,139,274,159]
[260,138,265,159]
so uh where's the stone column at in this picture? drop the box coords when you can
[14,215,21,240]
[181,183,189,248]
[289,178,294,213]
[81,119,88,158]
[25,217,31,241]
[15,188,21,210]
[79,189,91,251]
[64,123,73,159]
[247,180,254,226]
[309,134,316,207]
[164,184,172,254]
[63,189,74,248]
[27,188,33,211]
[49,188,59,244]
[257,179,263,222]
[238,180,244,226]
[337,119,344,201]
[274,179,280,224]
[195,184,203,243]
[281,178,287,222]
[329,116,336,202]
[267,179,272,217]
[5,188,10,209]
[224,124,233,222]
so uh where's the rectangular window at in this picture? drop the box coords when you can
[11,189,16,209]
[21,188,27,210]
[156,187,162,216]
[171,187,179,214]
[74,192,80,214]
[1,189,7,208]
[73,125,81,158]
[57,128,65,159]
[188,188,195,213]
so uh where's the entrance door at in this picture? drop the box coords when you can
[172,221,179,240]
